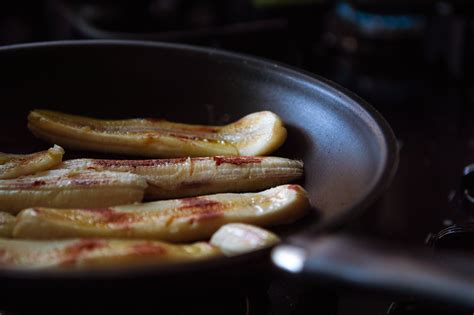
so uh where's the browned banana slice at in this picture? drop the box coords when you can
[0,238,219,269]
[0,224,279,269]
[13,184,309,242]
[0,145,64,179]
[0,169,147,214]
[59,156,303,199]
[28,110,287,157]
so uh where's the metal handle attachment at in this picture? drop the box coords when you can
[272,235,474,309]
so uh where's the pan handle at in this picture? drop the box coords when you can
[271,235,474,309]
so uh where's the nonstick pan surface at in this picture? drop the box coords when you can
[0,41,397,300]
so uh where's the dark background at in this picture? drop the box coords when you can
[2,1,474,314]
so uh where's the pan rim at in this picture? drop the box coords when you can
[0,39,399,279]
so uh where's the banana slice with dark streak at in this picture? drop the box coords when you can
[13,184,309,242]
[0,169,147,214]
[59,156,303,199]
[0,224,279,269]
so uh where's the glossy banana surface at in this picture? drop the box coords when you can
[59,156,303,199]
[0,145,64,179]
[0,224,278,269]
[13,184,310,242]
[0,238,219,269]
[28,110,287,157]
[210,223,280,256]
[0,169,147,214]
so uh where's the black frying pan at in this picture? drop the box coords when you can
[0,40,432,310]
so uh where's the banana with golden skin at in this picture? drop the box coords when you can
[28,110,287,157]
[13,184,309,242]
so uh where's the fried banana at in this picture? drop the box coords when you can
[13,184,309,242]
[59,156,303,199]
[210,223,280,256]
[0,169,147,214]
[0,224,278,269]
[28,110,287,157]
[0,145,64,179]
[0,238,219,269]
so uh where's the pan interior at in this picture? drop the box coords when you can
[0,41,394,276]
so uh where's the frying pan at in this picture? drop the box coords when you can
[0,40,462,311]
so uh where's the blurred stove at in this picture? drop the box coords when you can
[2,1,474,314]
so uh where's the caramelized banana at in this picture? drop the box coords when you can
[59,156,303,199]
[0,169,147,214]
[0,238,219,269]
[28,110,287,157]
[0,145,64,179]
[0,212,15,237]
[13,184,310,242]
[0,224,279,269]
